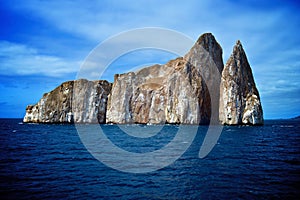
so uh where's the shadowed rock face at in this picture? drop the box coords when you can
[23,33,263,125]
[184,33,224,124]
[219,41,263,125]
[23,79,112,123]
[106,33,224,124]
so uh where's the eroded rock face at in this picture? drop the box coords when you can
[219,41,263,125]
[184,33,224,124]
[106,59,199,124]
[23,79,112,123]
[106,33,224,124]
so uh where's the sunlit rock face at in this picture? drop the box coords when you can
[23,79,112,123]
[106,59,202,124]
[219,41,263,125]
[106,33,224,124]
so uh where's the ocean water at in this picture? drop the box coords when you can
[0,119,299,199]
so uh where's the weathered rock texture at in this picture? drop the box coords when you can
[23,33,263,125]
[219,40,263,125]
[23,79,111,123]
[106,33,224,124]
[184,33,224,124]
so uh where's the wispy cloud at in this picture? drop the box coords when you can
[7,0,299,62]
[0,41,80,77]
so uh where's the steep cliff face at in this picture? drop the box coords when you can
[23,79,111,123]
[106,33,224,124]
[219,41,263,125]
[184,33,224,124]
[106,58,201,124]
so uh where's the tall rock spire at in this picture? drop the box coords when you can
[219,40,263,125]
[184,33,224,124]
[184,33,224,74]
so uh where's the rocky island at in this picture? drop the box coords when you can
[23,33,263,125]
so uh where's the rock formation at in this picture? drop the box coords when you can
[184,33,224,124]
[23,79,111,123]
[106,58,202,124]
[219,40,263,125]
[106,33,223,124]
[23,33,263,125]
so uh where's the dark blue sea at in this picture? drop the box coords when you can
[0,119,299,199]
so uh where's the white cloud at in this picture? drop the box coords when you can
[0,41,80,77]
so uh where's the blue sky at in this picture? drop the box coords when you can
[0,0,299,119]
